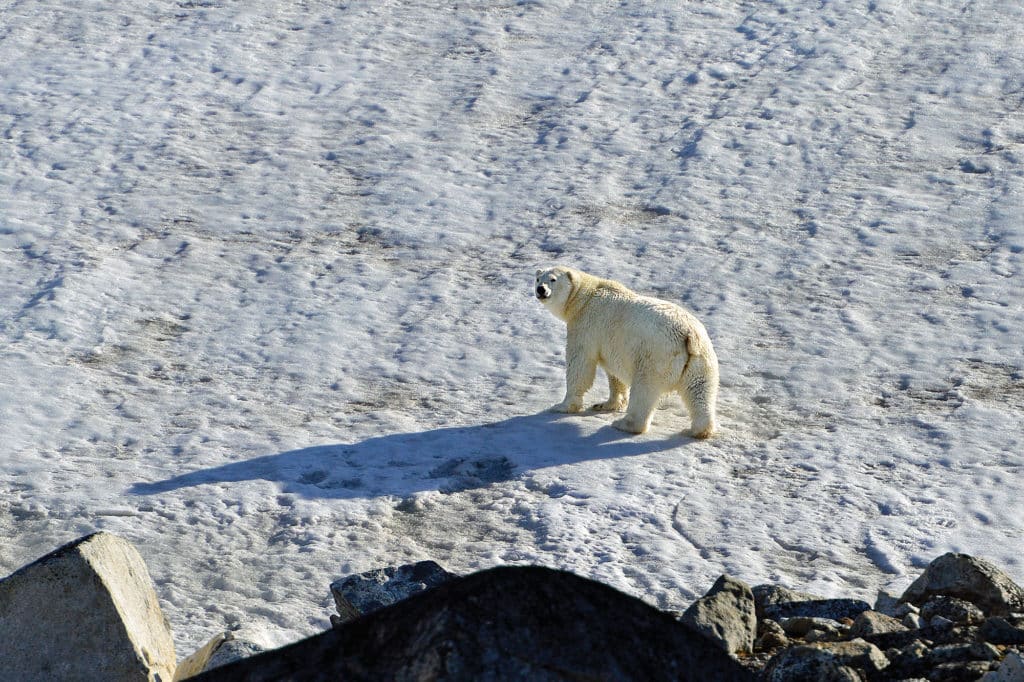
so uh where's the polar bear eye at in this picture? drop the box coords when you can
[549,276,557,282]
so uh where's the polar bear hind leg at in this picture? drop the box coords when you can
[612,378,661,434]
[678,354,718,439]
[592,373,628,412]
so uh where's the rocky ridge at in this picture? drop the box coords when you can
[2,533,1023,681]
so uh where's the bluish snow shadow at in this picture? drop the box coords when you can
[129,412,689,500]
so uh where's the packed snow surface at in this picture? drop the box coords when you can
[2,0,1022,654]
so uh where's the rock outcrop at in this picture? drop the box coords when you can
[192,565,755,681]
[0,532,176,682]
[7,533,1024,682]
[747,553,1024,680]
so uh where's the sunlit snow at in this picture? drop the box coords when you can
[1,0,1022,654]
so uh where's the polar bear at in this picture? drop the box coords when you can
[535,266,719,438]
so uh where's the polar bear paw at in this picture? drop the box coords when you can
[592,398,627,412]
[612,416,648,434]
[689,421,717,439]
[549,399,585,414]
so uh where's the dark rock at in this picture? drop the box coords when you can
[330,560,455,623]
[192,565,755,681]
[681,574,757,655]
[926,660,993,681]
[884,639,932,680]
[901,553,1024,616]
[920,596,986,626]
[877,639,1000,680]
[927,642,1001,664]
[980,616,1024,645]
[754,584,824,620]
[781,616,843,638]
[764,598,872,622]
[861,624,978,652]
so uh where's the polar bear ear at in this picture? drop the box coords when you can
[535,269,542,278]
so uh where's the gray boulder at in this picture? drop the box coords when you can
[681,574,757,655]
[0,532,176,682]
[330,559,455,623]
[901,553,1024,616]
[193,565,755,681]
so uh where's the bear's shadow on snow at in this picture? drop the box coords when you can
[129,413,690,500]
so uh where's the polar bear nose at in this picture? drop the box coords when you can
[536,285,549,298]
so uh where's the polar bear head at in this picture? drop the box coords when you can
[535,266,577,318]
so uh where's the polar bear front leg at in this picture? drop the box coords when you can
[550,343,596,413]
[612,380,660,434]
[593,374,628,412]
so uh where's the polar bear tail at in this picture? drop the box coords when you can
[679,334,719,439]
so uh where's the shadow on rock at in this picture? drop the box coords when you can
[191,565,755,681]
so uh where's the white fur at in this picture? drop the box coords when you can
[535,266,719,438]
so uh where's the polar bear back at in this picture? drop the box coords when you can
[570,284,704,387]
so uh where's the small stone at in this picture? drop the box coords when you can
[884,639,933,679]
[896,602,922,617]
[921,596,986,625]
[902,639,930,658]
[759,618,786,637]
[904,612,923,629]
[850,610,910,637]
[781,616,843,638]
[202,635,267,672]
[970,642,1003,662]
[805,628,840,643]
[756,624,789,651]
